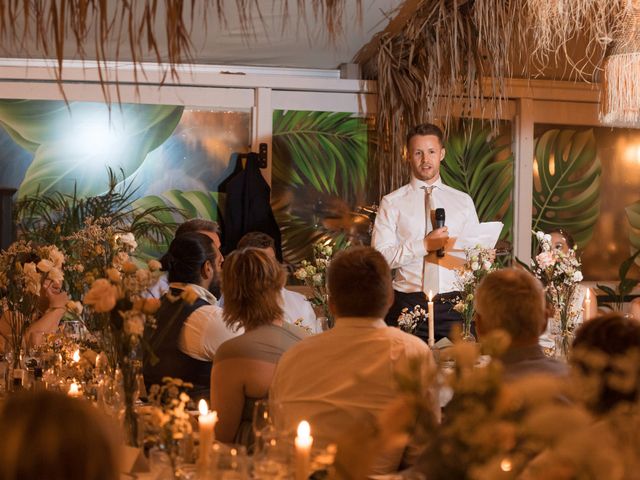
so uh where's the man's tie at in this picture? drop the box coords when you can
[421,186,439,296]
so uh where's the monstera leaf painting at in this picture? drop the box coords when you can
[0,99,183,199]
[133,190,224,260]
[532,129,601,248]
[627,200,640,265]
[440,123,513,240]
[272,110,368,262]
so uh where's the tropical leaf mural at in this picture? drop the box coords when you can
[440,122,513,240]
[272,110,369,263]
[626,200,640,266]
[133,190,224,260]
[532,129,601,248]
[0,100,184,199]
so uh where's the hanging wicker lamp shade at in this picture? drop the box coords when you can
[600,2,640,127]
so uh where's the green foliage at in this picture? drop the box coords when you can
[272,110,367,198]
[597,250,640,312]
[440,122,513,240]
[272,110,368,262]
[15,169,178,249]
[626,201,640,265]
[532,129,601,248]
[133,189,224,260]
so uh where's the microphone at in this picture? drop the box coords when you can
[435,208,446,257]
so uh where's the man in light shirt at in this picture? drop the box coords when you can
[234,231,318,333]
[372,123,480,340]
[143,231,239,400]
[270,247,437,475]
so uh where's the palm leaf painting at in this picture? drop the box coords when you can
[532,129,601,248]
[133,190,224,260]
[626,200,640,266]
[271,110,369,262]
[440,123,513,240]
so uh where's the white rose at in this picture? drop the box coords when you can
[471,262,480,271]
[23,262,41,295]
[543,234,552,244]
[84,278,118,312]
[124,314,145,337]
[294,269,307,280]
[572,271,583,282]
[37,259,53,273]
[49,247,65,268]
[117,232,138,251]
[536,231,545,241]
[312,273,323,286]
[48,267,64,284]
[482,261,492,271]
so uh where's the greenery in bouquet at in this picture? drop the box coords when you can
[0,241,65,368]
[82,255,164,446]
[60,216,139,310]
[143,378,195,475]
[530,231,583,354]
[293,240,347,321]
[453,246,498,340]
[397,305,428,334]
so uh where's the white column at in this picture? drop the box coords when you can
[513,97,535,264]
[253,87,273,186]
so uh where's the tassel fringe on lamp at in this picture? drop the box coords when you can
[600,3,640,127]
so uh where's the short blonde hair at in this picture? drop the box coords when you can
[222,248,286,330]
[475,268,546,340]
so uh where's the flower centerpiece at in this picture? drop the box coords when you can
[82,251,163,446]
[531,231,583,357]
[294,240,345,326]
[453,246,498,342]
[0,241,65,372]
[397,305,428,334]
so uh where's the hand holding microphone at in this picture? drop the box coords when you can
[424,209,449,254]
[435,208,446,257]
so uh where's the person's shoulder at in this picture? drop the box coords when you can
[282,288,309,305]
[278,331,327,364]
[381,184,413,204]
[440,182,473,201]
[383,326,431,349]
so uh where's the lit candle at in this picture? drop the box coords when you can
[198,399,217,474]
[428,290,435,347]
[584,289,591,322]
[68,381,81,398]
[72,349,80,363]
[295,420,313,480]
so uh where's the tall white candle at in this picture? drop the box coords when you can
[295,420,313,480]
[68,381,81,398]
[72,349,80,363]
[198,399,217,474]
[584,288,591,322]
[428,290,435,347]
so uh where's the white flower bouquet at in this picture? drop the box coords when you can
[453,246,498,341]
[397,305,428,334]
[531,231,583,356]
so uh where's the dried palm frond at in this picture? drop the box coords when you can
[358,0,525,198]
[0,0,360,101]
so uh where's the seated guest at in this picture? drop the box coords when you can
[143,232,237,400]
[235,231,318,333]
[571,313,640,414]
[270,246,437,475]
[1,278,69,352]
[211,248,308,447]
[475,268,569,380]
[147,218,222,299]
[0,391,118,480]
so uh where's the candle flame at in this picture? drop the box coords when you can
[198,399,209,416]
[297,420,311,438]
[68,382,79,395]
[72,349,80,363]
[428,290,433,302]
[500,458,512,472]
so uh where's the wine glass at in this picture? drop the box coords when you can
[252,400,283,455]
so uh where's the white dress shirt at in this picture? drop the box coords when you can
[281,288,319,333]
[372,176,479,294]
[270,317,437,475]
[169,282,242,362]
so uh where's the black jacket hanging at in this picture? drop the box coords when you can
[221,154,283,260]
